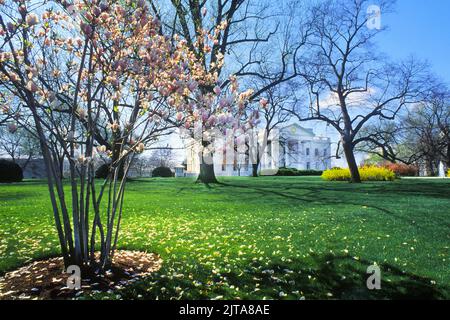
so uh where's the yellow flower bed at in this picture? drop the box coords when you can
[321,166,396,182]
[321,168,351,181]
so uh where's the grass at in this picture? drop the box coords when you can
[0,177,449,299]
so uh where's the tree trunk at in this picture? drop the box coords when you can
[445,144,450,174]
[197,163,218,183]
[252,162,259,177]
[425,157,436,176]
[59,157,64,179]
[196,142,218,184]
[251,139,262,177]
[342,140,361,183]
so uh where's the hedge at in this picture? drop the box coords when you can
[0,159,24,183]
[276,168,323,176]
[152,166,174,178]
[95,163,125,179]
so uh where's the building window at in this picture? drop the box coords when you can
[315,148,319,157]
[323,149,327,157]
[267,140,272,157]
[288,141,298,153]
[306,148,310,156]
[306,162,310,170]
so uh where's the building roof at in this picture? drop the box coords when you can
[280,123,315,137]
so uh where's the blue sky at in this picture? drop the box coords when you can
[169,0,450,165]
[376,0,450,85]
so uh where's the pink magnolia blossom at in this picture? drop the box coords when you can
[136,143,145,153]
[213,85,222,95]
[108,122,120,133]
[80,22,93,36]
[219,96,233,109]
[26,81,38,93]
[188,81,198,92]
[168,97,176,106]
[207,115,217,126]
[18,5,27,16]
[26,13,39,26]
[8,123,17,134]
[7,22,16,33]
[97,145,107,153]
[218,113,228,124]
[259,98,269,108]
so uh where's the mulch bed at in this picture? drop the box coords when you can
[0,250,162,300]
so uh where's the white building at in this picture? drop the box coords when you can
[279,123,332,171]
[184,123,332,177]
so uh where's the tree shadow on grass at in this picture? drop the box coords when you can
[238,254,449,300]
[214,181,450,229]
[120,253,449,300]
[308,182,450,201]
[0,191,38,201]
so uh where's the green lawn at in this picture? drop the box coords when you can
[0,177,449,299]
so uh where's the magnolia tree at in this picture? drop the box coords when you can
[0,91,20,129]
[0,0,215,273]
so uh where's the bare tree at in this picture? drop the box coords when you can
[0,90,20,128]
[248,83,293,176]
[127,154,150,178]
[149,0,309,183]
[0,125,41,169]
[148,145,175,168]
[359,85,450,175]
[286,0,428,182]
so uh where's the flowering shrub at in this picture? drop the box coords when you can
[321,168,351,181]
[360,166,396,181]
[322,166,395,181]
[382,163,418,177]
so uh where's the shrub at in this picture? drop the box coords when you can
[359,166,396,181]
[383,162,418,177]
[276,168,323,176]
[297,170,323,176]
[95,163,124,179]
[321,167,351,181]
[0,159,23,183]
[276,168,297,176]
[152,166,174,178]
[321,166,395,182]
[447,170,450,178]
